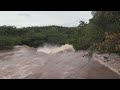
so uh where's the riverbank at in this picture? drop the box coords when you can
[0,46,14,50]
[93,53,120,75]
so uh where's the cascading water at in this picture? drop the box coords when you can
[37,44,75,54]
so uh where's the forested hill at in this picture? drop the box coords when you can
[0,25,80,50]
[0,11,120,54]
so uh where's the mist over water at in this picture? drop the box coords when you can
[37,44,75,54]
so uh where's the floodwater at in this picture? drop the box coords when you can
[0,44,119,79]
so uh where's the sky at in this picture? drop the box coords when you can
[0,11,93,28]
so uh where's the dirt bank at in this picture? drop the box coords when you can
[93,53,120,75]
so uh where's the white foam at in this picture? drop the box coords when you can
[37,44,75,54]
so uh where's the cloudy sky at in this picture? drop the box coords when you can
[0,11,93,28]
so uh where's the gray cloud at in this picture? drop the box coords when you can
[18,13,31,17]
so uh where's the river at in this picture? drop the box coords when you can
[0,44,119,79]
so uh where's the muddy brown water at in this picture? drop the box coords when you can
[0,45,119,79]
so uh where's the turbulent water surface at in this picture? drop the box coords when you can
[0,44,119,79]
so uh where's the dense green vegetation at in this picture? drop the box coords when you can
[0,11,120,54]
[0,25,80,50]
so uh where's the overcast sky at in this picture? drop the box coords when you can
[0,11,93,28]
